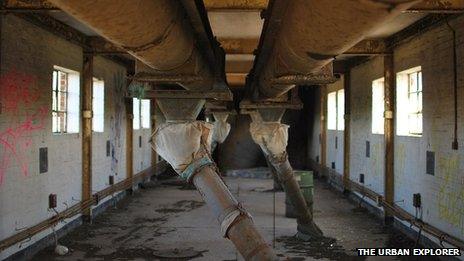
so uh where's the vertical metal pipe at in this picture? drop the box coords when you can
[446,20,459,150]
[192,166,278,260]
[384,54,395,223]
[343,73,351,190]
[82,54,93,221]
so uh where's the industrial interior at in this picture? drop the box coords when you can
[0,0,463,260]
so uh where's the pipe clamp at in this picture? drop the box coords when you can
[180,156,214,182]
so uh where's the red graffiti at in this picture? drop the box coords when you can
[0,70,48,185]
[0,70,40,115]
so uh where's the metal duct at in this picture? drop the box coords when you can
[258,0,420,98]
[48,0,214,90]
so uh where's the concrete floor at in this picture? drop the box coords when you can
[33,176,428,261]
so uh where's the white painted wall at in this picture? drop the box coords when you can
[0,15,149,260]
[326,78,344,175]
[308,15,464,247]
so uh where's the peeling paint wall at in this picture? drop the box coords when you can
[307,15,464,244]
[0,15,144,259]
[350,57,385,194]
[326,78,344,175]
[392,16,464,241]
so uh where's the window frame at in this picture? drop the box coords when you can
[52,69,68,134]
[396,66,423,137]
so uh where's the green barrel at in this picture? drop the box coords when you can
[285,170,314,218]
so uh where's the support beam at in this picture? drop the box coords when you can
[1,0,58,11]
[220,38,387,56]
[15,13,133,68]
[131,90,233,101]
[86,36,125,55]
[320,86,327,177]
[125,97,134,187]
[384,55,395,223]
[343,73,350,190]
[342,39,388,55]
[219,38,258,55]
[407,0,464,13]
[203,0,268,10]
[82,54,93,221]
[226,72,247,87]
[4,0,463,13]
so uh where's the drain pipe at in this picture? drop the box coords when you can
[446,19,459,150]
[249,109,322,239]
[152,99,277,260]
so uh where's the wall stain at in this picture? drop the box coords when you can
[437,154,463,235]
[108,72,125,176]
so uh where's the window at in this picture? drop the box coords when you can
[372,77,385,134]
[92,78,104,132]
[52,66,80,134]
[397,66,422,136]
[133,98,150,130]
[133,98,140,130]
[141,99,150,129]
[327,90,345,130]
[337,90,345,130]
[327,91,337,130]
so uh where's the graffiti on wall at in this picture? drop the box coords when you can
[108,72,125,176]
[0,70,48,185]
[437,154,464,235]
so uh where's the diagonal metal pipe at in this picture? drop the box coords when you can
[152,99,278,260]
[249,109,322,239]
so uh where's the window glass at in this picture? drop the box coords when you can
[141,99,150,129]
[92,79,105,132]
[337,89,345,130]
[133,98,140,130]
[372,78,385,134]
[327,91,337,130]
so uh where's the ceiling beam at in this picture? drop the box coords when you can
[1,0,58,11]
[86,36,126,54]
[2,0,462,13]
[407,0,464,13]
[343,39,388,55]
[203,0,268,11]
[220,38,387,55]
[219,38,258,54]
[16,13,133,69]
[226,72,247,87]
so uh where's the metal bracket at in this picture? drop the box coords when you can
[83,110,92,119]
[384,110,393,119]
